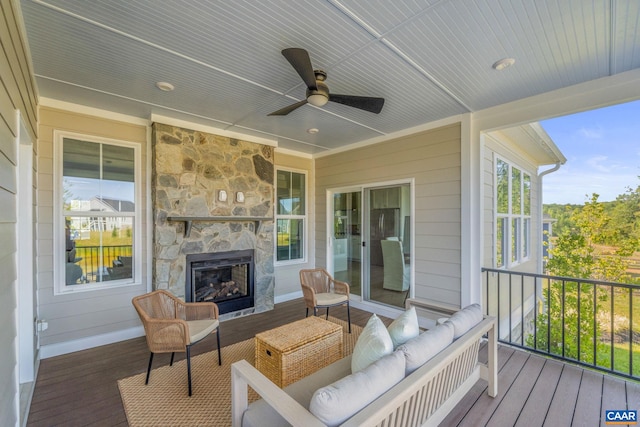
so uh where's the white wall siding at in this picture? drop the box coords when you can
[315,123,462,308]
[0,0,38,424]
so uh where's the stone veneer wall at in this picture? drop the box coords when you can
[152,123,275,318]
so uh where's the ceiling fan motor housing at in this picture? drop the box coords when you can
[306,79,329,104]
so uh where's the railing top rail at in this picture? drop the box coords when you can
[481,267,640,289]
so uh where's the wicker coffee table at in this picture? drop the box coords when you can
[255,316,343,388]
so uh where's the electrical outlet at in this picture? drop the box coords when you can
[37,319,49,332]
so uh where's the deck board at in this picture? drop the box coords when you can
[456,349,530,426]
[486,353,545,427]
[26,298,640,426]
[542,363,583,427]
[514,359,564,427]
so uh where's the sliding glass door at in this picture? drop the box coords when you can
[329,182,412,309]
[364,184,411,308]
[331,191,361,296]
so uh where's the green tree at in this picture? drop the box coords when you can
[530,194,639,365]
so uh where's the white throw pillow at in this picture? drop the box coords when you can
[351,314,394,373]
[310,351,405,427]
[396,321,454,375]
[387,306,419,349]
[446,303,483,339]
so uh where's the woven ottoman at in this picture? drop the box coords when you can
[255,316,344,388]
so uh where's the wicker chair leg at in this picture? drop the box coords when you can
[170,352,175,366]
[187,345,192,396]
[306,307,309,318]
[216,329,222,366]
[346,301,352,333]
[145,352,154,385]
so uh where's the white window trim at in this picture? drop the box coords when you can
[53,130,142,294]
[274,167,308,265]
[494,155,532,269]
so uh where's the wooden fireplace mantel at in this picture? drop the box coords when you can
[167,216,273,237]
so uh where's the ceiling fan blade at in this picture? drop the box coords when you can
[267,99,308,116]
[329,94,385,114]
[281,48,317,89]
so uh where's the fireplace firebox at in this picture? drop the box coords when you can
[185,250,254,315]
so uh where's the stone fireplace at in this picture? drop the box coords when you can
[151,123,275,319]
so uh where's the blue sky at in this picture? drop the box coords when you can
[539,99,640,204]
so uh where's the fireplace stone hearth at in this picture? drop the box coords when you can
[151,123,275,319]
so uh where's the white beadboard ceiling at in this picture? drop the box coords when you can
[20,0,640,154]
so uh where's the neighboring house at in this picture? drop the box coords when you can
[2,2,640,427]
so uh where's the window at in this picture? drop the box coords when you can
[495,157,532,267]
[275,169,306,263]
[55,132,141,293]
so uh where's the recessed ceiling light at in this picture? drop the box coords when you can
[492,58,515,71]
[156,81,175,91]
[307,128,319,134]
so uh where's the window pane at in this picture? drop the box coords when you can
[496,159,509,214]
[512,167,521,214]
[63,138,100,179]
[523,173,531,215]
[291,172,305,215]
[66,215,133,284]
[64,139,135,212]
[276,170,291,215]
[496,218,506,267]
[277,171,305,216]
[276,219,303,261]
[103,144,135,182]
[523,218,530,258]
[512,218,521,262]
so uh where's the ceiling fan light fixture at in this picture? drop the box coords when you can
[492,58,515,71]
[307,93,329,107]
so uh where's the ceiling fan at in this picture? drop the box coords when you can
[268,48,385,116]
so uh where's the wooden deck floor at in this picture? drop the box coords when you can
[26,298,640,426]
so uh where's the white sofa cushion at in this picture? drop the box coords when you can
[396,321,454,375]
[351,314,394,373]
[309,351,406,426]
[387,306,419,349]
[446,303,483,339]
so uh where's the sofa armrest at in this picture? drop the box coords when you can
[231,360,326,427]
[405,298,459,316]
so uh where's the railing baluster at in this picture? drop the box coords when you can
[547,278,551,354]
[593,283,597,367]
[481,267,640,382]
[610,285,614,371]
[577,281,581,362]
[509,272,513,343]
[561,280,566,359]
[521,276,525,346]
[629,287,633,376]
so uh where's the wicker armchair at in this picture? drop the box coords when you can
[132,290,221,396]
[299,268,351,333]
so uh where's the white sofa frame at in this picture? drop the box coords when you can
[231,308,497,427]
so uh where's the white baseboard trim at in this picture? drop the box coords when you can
[40,326,145,359]
[274,290,302,304]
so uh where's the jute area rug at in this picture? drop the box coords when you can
[118,317,362,426]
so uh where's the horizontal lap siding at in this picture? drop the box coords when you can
[37,107,148,347]
[0,0,38,424]
[315,123,462,308]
